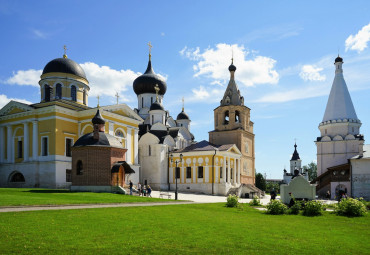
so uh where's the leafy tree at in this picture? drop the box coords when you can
[266,182,280,194]
[303,162,317,181]
[255,173,266,191]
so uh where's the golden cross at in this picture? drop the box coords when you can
[182,97,184,111]
[231,47,234,64]
[63,45,68,58]
[148,41,152,59]
[115,92,119,105]
[154,84,160,101]
[97,95,100,108]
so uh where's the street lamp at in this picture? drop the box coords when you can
[170,153,183,200]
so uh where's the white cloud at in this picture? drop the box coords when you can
[5,69,42,87]
[32,29,48,39]
[181,43,279,87]
[0,94,32,109]
[345,23,370,52]
[80,62,141,101]
[299,65,326,81]
[188,86,224,103]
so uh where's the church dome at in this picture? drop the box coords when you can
[177,110,190,120]
[133,59,167,96]
[335,56,343,63]
[228,63,236,72]
[150,101,164,111]
[42,57,87,79]
[92,109,105,124]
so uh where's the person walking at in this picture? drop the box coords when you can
[138,183,142,196]
[129,180,133,195]
[147,185,152,197]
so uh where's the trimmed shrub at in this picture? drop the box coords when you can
[226,194,239,208]
[249,195,262,206]
[335,198,367,217]
[288,201,301,215]
[266,200,287,215]
[302,200,324,216]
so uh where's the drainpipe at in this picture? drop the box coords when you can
[212,149,217,195]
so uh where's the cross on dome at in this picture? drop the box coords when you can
[63,45,68,59]
[148,41,152,60]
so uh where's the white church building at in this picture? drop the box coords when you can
[315,56,369,200]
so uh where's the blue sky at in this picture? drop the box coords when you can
[1,0,369,179]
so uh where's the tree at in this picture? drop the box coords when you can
[255,173,266,191]
[303,162,317,181]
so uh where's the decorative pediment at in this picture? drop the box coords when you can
[0,100,34,116]
[103,104,143,122]
[227,145,242,155]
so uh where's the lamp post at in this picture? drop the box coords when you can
[170,153,183,200]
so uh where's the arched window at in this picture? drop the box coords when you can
[224,111,229,125]
[235,111,240,123]
[76,160,83,175]
[71,85,77,101]
[83,89,86,105]
[115,130,125,138]
[9,172,25,182]
[44,85,51,102]
[55,84,62,99]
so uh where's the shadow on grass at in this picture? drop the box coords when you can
[23,189,72,193]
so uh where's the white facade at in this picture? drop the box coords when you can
[350,144,370,200]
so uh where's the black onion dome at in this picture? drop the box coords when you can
[133,59,167,95]
[42,58,87,79]
[335,56,343,63]
[228,63,236,72]
[92,109,105,124]
[150,101,164,111]
[177,110,190,120]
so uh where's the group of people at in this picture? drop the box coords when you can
[129,181,152,197]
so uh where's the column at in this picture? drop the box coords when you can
[193,163,196,183]
[233,160,236,184]
[0,126,4,163]
[126,129,132,164]
[223,157,226,183]
[237,159,241,184]
[23,122,29,161]
[134,129,139,164]
[32,121,38,160]
[227,157,231,184]
[108,122,114,135]
[7,125,12,163]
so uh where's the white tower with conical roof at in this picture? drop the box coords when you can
[316,56,364,177]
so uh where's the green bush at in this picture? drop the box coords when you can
[288,201,301,215]
[226,194,239,207]
[335,198,367,217]
[266,200,287,215]
[302,200,323,216]
[249,195,262,206]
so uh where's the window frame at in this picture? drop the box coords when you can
[65,137,73,157]
[186,166,191,179]
[41,136,48,156]
[198,166,203,178]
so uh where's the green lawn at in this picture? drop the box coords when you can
[0,188,169,206]
[0,203,369,254]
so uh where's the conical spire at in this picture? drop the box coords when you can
[291,143,300,160]
[220,60,243,106]
[322,56,359,123]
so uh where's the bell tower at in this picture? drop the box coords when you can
[209,60,255,184]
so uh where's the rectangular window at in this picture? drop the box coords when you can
[226,168,228,181]
[198,166,203,178]
[231,168,233,179]
[66,138,73,157]
[149,145,151,156]
[186,167,191,179]
[176,167,180,179]
[66,169,72,182]
[17,140,23,158]
[220,167,223,178]
[42,137,48,156]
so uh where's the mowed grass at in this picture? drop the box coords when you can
[0,203,369,254]
[0,188,168,206]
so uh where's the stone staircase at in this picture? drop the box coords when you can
[112,185,127,194]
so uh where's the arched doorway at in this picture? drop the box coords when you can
[8,171,25,187]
